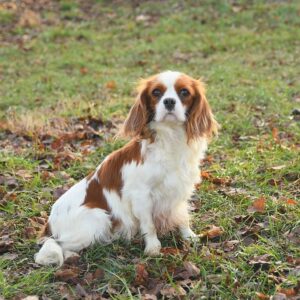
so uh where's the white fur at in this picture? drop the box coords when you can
[34,71,208,265]
[155,71,186,123]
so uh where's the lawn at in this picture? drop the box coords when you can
[0,0,299,299]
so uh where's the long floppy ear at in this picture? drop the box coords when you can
[119,81,149,138]
[186,80,219,141]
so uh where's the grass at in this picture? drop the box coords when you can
[0,0,299,299]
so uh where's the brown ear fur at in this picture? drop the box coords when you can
[186,80,219,141]
[119,79,150,138]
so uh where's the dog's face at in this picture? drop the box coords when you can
[121,71,218,141]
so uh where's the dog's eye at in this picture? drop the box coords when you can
[179,88,190,97]
[152,89,161,97]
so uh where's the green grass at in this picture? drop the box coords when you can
[0,0,299,299]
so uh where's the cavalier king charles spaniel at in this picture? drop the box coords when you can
[35,71,218,266]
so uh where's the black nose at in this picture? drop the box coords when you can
[163,98,176,111]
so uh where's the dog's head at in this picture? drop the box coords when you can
[121,71,218,141]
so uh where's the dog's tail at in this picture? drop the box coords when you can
[34,238,64,266]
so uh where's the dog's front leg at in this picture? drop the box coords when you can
[132,198,161,256]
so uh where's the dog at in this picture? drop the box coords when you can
[34,70,218,266]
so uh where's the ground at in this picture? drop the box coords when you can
[0,0,299,299]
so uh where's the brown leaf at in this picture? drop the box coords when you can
[276,287,297,297]
[200,171,231,185]
[286,256,300,266]
[54,267,80,283]
[255,292,270,299]
[223,240,239,252]
[272,293,287,300]
[142,294,157,300]
[105,80,116,90]
[211,177,231,185]
[75,283,88,298]
[134,263,149,286]
[0,237,14,254]
[80,67,88,75]
[249,254,271,270]
[183,261,200,278]
[247,197,266,213]
[18,9,41,28]
[272,127,280,144]
[160,247,180,255]
[285,199,297,205]
[160,284,186,298]
[25,226,37,239]
[200,225,224,239]
[268,178,281,186]
[64,254,80,266]
[16,169,33,179]
[201,170,211,179]
[93,268,105,280]
[53,186,69,200]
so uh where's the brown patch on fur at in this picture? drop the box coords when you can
[38,222,51,239]
[175,75,218,141]
[119,76,166,139]
[83,139,142,209]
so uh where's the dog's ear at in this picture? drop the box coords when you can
[186,79,219,141]
[119,80,149,138]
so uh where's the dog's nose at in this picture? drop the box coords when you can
[163,98,176,111]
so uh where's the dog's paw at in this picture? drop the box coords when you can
[186,234,200,243]
[144,239,161,256]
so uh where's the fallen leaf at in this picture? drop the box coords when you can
[286,256,300,266]
[223,240,239,252]
[142,294,157,300]
[183,261,200,278]
[54,267,80,283]
[105,80,116,90]
[0,236,14,254]
[160,284,186,298]
[25,226,37,239]
[270,165,286,170]
[21,296,39,300]
[268,178,281,186]
[232,5,242,13]
[134,263,149,286]
[285,199,297,205]
[75,283,88,298]
[201,171,231,185]
[93,268,105,280]
[255,292,270,299]
[200,225,224,239]
[160,247,180,255]
[0,175,18,188]
[136,14,152,22]
[80,67,88,75]
[18,9,41,28]
[284,227,300,245]
[201,170,211,179]
[64,254,80,266]
[276,287,297,297]
[53,186,69,199]
[249,254,271,270]
[247,197,266,213]
[272,128,280,143]
[2,253,18,260]
[16,169,33,179]
[207,274,223,284]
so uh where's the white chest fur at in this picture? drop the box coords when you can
[120,122,207,235]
